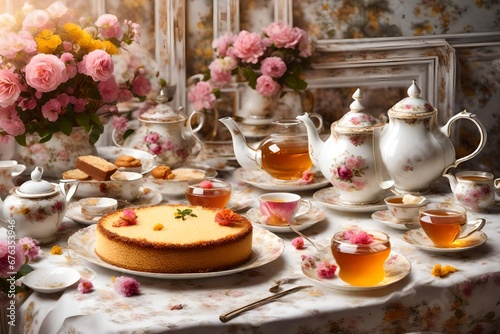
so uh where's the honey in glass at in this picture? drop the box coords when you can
[419,204,467,247]
[331,230,391,286]
[185,178,231,208]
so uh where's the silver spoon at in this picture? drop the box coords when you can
[287,223,327,252]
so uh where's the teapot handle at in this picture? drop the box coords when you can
[111,129,123,147]
[441,110,487,176]
[186,110,205,145]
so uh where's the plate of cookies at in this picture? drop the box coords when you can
[145,165,217,198]
[96,146,156,175]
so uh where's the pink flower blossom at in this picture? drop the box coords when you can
[212,32,237,57]
[114,276,140,296]
[144,132,160,143]
[47,2,69,20]
[41,98,63,122]
[130,75,152,97]
[95,14,122,39]
[112,115,128,132]
[291,237,305,249]
[23,9,52,31]
[98,76,120,103]
[19,98,37,111]
[342,230,374,245]
[0,105,25,136]
[255,75,281,96]
[0,69,22,107]
[260,57,287,78]
[316,260,337,279]
[299,170,315,185]
[25,54,66,92]
[18,237,40,262]
[209,57,236,87]
[337,166,353,181]
[78,278,94,294]
[68,96,87,113]
[298,33,312,57]
[118,89,134,102]
[200,180,214,189]
[60,53,77,81]
[232,30,266,64]
[263,22,303,49]
[187,81,216,111]
[148,143,162,155]
[78,49,114,82]
[56,93,69,108]
[0,240,25,278]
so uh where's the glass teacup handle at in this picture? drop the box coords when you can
[459,218,486,239]
[294,200,312,219]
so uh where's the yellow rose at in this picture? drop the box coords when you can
[35,29,62,54]
[102,41,118,55]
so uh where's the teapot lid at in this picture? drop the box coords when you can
[139,89,186,123]
[333,88,383,133]
[17,166,57,197]
[389,80,436,117]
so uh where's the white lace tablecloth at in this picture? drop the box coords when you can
[6,173,500,334]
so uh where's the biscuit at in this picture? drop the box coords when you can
[62,169,91,181]
[151,165,174,180]
[115,155,142,168]
[76,155,118,181]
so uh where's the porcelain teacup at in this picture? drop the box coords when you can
[259,192,312,226]
[0,160,26,199]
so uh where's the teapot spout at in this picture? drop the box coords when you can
[296,113,324,164]
[218,117,259,170]
[442,171,457,193]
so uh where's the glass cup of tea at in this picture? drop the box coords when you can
[418,202,485,247]
[185,178,232,208]
[331,229,391,286]
[258,192,312,226]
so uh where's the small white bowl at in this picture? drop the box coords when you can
[145,167,217,198]
[384,195,428,222]
[79,197,118,217]
[22,267,81,294]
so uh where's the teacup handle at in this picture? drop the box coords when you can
[12,164,26,177]
[458,218,486,240]
[294,200,312,219]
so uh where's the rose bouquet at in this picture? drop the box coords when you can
[188,21,312,111]
[0,1,151,146]
[0,237,40,294]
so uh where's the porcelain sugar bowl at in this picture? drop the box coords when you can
[298,88,386,204]
[0,167,78,244]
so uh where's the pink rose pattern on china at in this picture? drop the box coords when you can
[329,150,369,192]
[144,131,189,160]
[455,183,492,210]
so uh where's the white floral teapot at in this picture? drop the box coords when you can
[113,91,205,168]
[373,81,487,194]
[297,89,386,204]
[0,166,78,244]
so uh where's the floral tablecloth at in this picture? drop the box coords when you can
[4,173,500,334]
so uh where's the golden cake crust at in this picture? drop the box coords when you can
[95,204,253,273]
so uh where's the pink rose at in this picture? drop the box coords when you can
[255,75,281,96]
[130,75,152,97]
[112,115,128,132]
[0,69,22,107]
[78,49,114,82]
[68,96,87,113]
[208,57,236,87]
[118,89,134,102]
[18,237,40,262]
[0,105,25,136]
[212,32,237,57]
[41,98,63,122]
[0,240,25,278]
[98,76,120,103]
[337,166,353,181]
[25,54,66,92]
[144,132,160,143]
[56,93,70,108]
[22,9,52,31]
[187,81,216,111]
[95,14,122,39]
[263,22,302,49]
[260,57,287,78]
[60,53,77,81]
[232,30,266,64]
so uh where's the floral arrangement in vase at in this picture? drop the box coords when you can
[188,21,313,112]
[0,1,152,146]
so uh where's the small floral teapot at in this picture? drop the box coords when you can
[113,91,205,168]
[298,88,386,204]
[0,167,78,244]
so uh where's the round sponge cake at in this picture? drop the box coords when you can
[95,204,253,273]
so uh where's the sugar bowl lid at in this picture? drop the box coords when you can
[389,80,436,117]
[17,167,57,198]
[139,89,185,123]
[333,88,383,134]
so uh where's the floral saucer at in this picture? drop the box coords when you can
[66,188,162,225]
[228,191,255,212]
[313,187,388,213]
[403,229,488,253]
[234,168,330,192]
[371,210,420,230]
[301,251,411,291]
[245,205,327,233]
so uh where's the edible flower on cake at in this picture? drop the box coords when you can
[214,209,246,226]
[153,223,164,231]
[174,208,197,220]
[341,230,374,244]
[113,209,138,227]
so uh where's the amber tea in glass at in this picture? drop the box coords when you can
[185,178,231,209]
[331,230,391,286]
[419,203,467,247]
